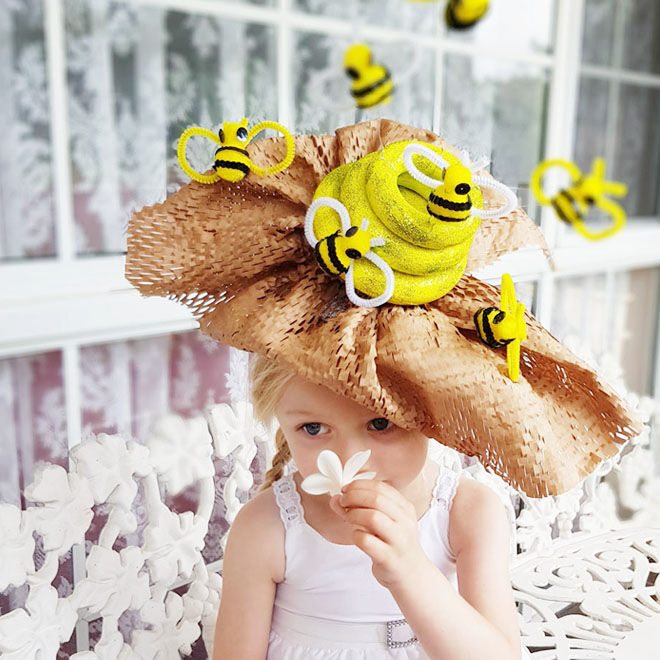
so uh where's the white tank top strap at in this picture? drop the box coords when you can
[272,474,305,530]
[431,466,462,511]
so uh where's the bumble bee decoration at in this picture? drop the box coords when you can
[530,157,627,241]
[407,0,490,29]
[305,140,517,307]
[474,273,527,382]
[343,43,394,110]
[445,0,490,29]
[305,197,395,308]
[177,118,295,184]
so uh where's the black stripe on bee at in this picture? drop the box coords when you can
[428,194,472,212]
[214,159,250,175]
[314,242,338,277]
[474,307,510,348]
[351,70,392,98]
[326,235,348,273]
[427,205,468,222]
[216,146,249,156]
[358,85,394,108]
[552,191,582,225]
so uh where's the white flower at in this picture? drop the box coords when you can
[70,433,151,511]
[301,450,377,496]
[133,592,200,659]
[0,584,77,659]
[72,546,150,618]
[145,415,214,495]
[142,507,206,585]
[24,465,94,555]
[0,504,35,591]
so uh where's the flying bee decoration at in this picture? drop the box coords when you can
[406,0,490,29]
[343,43,394,110]
[445,0,490,29]
[474,273,527,383]
[177,118,295,184]
[304,140,517,307]
[303,42,423,120]
[530,157,627,241]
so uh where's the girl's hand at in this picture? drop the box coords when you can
[329,479,428,590]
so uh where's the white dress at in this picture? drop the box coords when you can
[267,465,531,659]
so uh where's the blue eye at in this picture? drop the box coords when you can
[368,418,391,431]
[302,422,327,436]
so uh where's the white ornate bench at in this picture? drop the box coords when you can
[0,360,658,658]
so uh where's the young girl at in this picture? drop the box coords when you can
[126,118,639,660]
[212,355,525,659]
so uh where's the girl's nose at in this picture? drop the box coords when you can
[335,437,373,467]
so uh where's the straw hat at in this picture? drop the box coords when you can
[126,119,641,497]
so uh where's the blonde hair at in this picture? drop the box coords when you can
[250,354,295,492]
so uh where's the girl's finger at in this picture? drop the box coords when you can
[343,507,400,545]
[340,483,413,524]
[353,528,390,564]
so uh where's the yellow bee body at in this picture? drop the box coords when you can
[427,163,474,222]
[177,117,295,185]
[474,274,527,382]
[445,0,490,29]
[474,307,513,348]
[314,226,372,277]
[344,44,394,109]
[211,120,251,182]
[530,158,627,241]
[550,188,589,227]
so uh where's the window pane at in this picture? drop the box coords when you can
[515,280,538,318]
[612,84,660,217]
[293,31,435,133]
[551,273,609,356]
[581,0,616,67]
[293,0,440,35]
[0,0,56,261]
[551,269,660,397]
[447,0,556,55]
[574,76,609,171]
[64,1,277,255]
[0,351,67,507]
[80,330,230,440]
[442,55,549,223]
[614,267,660,397]
[621,0,660,74]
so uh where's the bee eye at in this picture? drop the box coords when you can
[218,128,225,142]
[368,418,391,431]
[345,248,361,259]
[237,127,248,140]
[345,226,358,237]
[585,196,595,205]
[345,67,359,80]
[455,183,470,195]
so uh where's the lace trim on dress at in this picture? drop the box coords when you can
[273,475,305,530]
[433,467,461,511]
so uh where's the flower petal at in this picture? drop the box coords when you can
[351,472,377,482]
[301,474,333,495]
[317,450,343,483]
[342,450,372,482]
